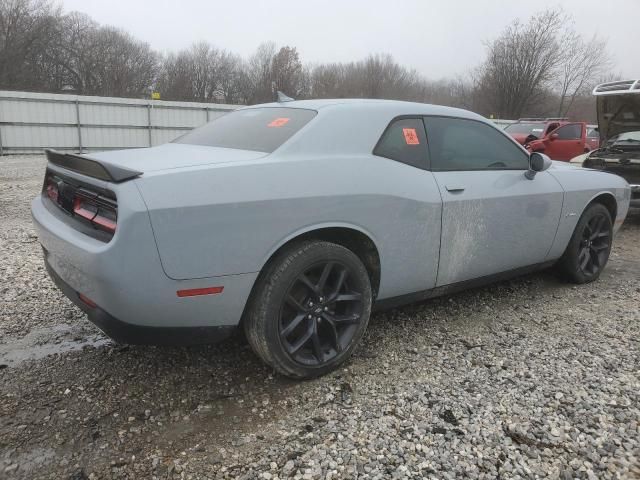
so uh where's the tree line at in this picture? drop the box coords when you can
[0,0,614,120]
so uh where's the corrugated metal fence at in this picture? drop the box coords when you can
[0,90,517,155]
[0,90,239,155]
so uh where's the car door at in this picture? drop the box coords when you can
[545,123,585,160]
[586,127,600,151]
[423,116,563,286]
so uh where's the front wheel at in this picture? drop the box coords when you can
[557,203,613,284]
[244,240,372,379]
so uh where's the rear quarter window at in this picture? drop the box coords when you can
[174,107,317,153]
[373,118,429,169]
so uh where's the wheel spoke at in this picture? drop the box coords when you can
[325,268,348,301]
[285,294,306,312]
[591,230,609,240]
[324,317,342,353]
[594,215,604,232]
[286,322,314,354]
[317,262,334,293]
[310,324,324,363]
[298,274,319,295]
[579,248,590,270]
[324,312,360,325]
[335,292,362,302]
[281,313,307,338]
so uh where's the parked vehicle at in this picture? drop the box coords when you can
[526,122,593,161]
[32,99,630,379]
[504,118,568,144]
[586,125,601,151]
[570,80,640,207]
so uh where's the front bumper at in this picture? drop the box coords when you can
[44,255,236,345]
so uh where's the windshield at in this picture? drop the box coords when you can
[504,123,546,136]
[174,107,317,153]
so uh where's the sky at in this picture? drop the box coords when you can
[59,0,640,80]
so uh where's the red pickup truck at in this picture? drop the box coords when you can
[525,122,599,161]
[504,118,568,145]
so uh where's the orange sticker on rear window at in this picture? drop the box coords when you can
[268,117,290,127]
[403,128,420,145]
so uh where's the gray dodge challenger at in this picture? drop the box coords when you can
[32,99,631,378]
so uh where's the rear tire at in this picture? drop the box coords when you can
[557,203,612,284]
[244,240,372,379]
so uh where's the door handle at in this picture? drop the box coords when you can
[445,185,465,193]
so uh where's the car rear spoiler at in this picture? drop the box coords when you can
[45,149,142,183]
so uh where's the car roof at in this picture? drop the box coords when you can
[242,98,487,122]
[235,98,506,157]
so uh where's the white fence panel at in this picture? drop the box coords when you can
[0,90,519,155]
[0,90,239,155]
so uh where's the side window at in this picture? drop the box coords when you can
[587,127,599,138]
[424,117,529,171]
[545,123,559,135]
[373,118,429,169]
[554,124,582,140]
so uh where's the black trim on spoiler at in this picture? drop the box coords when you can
[45,149,142,183]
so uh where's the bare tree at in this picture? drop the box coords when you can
[0,0,61,90]
[476,8,567,118]
[157,42,246,103]
[271,46,305,98]
[242,42,276,103]
[215,51,244,104]
[0,2,617,119]
[84,26,157,97]
[555,33,610,116]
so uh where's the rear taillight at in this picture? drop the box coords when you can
[46,179,59,202]
[43,171,118,238]
[73,194,117,234]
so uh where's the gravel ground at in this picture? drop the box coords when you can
[1,155,639,480]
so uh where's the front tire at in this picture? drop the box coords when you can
[244,240,372,379]
[557,203,613,284]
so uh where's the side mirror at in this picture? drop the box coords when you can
[525,152,552,180]
[549,133,559,141]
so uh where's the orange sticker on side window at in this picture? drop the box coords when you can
[402,128,420,145]
[268,117,290,127]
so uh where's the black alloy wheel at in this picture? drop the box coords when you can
[558,203,613,284]
[577,213,611,276]
[279,261,364,366]
[244,240,372,379]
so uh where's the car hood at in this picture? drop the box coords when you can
[596,93,640,142]
[549,160,579,170]
[87,143,268,174]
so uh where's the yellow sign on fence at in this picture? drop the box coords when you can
[151,92,161,100]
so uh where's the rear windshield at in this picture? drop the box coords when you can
[504,123,546,136]
[174,107,317,153]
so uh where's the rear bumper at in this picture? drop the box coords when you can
[44,257,236,345]
[32,188,258,341]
